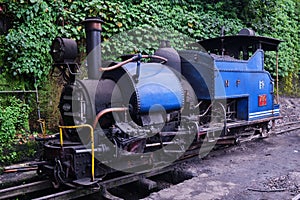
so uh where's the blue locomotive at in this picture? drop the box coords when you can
[39,17,281,187]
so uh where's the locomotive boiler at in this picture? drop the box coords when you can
[38,17,282,187]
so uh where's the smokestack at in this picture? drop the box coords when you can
[83,17,103,80]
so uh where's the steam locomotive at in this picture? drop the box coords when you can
[38,17,281,187]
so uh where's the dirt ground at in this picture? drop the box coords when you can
[143,97,300,200]
[143,130,299,200]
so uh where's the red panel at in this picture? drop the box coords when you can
[258,94,267,106]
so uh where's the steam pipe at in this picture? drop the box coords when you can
[99,54,167,72]
[93,107,128,129]
[83,17,103,80]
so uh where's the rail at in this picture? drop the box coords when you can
[0,90,37,94]
[59,124,95,182]
[0,180,52,200]
[274,120,300,135]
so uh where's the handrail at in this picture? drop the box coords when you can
[0,90,37,94]
[99,54,168,72]
[58,124,95,182]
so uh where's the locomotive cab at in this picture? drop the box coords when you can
[198,29,281,117]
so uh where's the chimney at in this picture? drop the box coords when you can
[83,17,103,80]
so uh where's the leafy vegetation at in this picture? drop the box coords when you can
[0,0,298,163]
[0,96,30,163]
[242,0,299,93]
[1,0,298,81]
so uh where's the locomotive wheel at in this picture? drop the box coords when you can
[210,102,226,126]
[260,122,271,138]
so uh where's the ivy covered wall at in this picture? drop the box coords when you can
[0,0,298,85]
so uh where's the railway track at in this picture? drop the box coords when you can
[0,158,196,200]
[274,120,300,135]
[0,180,52,200]
[1,120,300,200]
[0,144,211,200]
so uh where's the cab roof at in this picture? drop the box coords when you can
[198,35,282,53]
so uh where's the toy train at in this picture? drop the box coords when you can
[38,17,282,187]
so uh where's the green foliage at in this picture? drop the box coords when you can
[85,0,245,59]
[1,1,58,85]
[282,72,299,97]
[0,96,30,164]
[1,0,298,83]
[242,0,299,77]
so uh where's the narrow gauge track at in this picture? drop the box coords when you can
[1,120,300,200]
[0,180,52,200]
[0,146,210,200]
[274,120,300,134]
